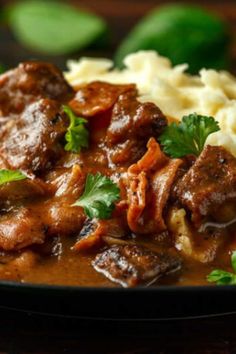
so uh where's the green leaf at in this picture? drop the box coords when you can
[74,173,120,219]
[231,251,236,273]
[158,113,220,158]
[207,269,236,285]
[7,0,108,55]
[0,169,27,185]
[63,105,89,153]
[0,64,5,74]
[207,251,236,286]
[115,4,229,73]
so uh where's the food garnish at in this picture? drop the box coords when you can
[63,105,89,153]
[158,113,220,158]
[6,0,107,55]
[74,173,120,219]
[207,251,236,285]
[0,64,5,74]
[115,4,229,73]
[0,169,27,185]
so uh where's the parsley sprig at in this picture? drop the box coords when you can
[207,251,236,285]
[159,113,220,158]
[63,105,89,153]
[0,169,27,185]
[74,173,120,219]
[0,169,28,185]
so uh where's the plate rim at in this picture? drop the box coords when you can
[0,279,236,293]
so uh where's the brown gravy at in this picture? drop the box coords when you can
[0,62,235,288]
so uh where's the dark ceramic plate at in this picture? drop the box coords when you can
[0,281,235,321]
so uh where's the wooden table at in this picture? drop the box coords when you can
[1,1,236,353]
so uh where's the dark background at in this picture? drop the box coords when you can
[1,309,236,354]
[1,0,236,71]
[1,0,236,353]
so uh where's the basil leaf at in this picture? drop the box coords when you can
[7,0,108,55]
[115,4,229,73]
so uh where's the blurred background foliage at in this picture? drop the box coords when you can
[0,0,236,73]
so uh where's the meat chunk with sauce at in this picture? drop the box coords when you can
[0,207,46,251]
[174,145,236,225]
[0,61,73,119]
[43,201,85,237]
[69,81,136,117]
[106,91,167,165]
[0,177,50,209]
[42,164,86,236]
[0,99,67,173]
[92,244,181,287]
[0,250,39,281]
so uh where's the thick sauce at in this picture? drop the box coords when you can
[0,61,235,287]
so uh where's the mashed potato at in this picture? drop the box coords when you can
[65,51,236,157]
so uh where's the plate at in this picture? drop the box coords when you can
[0,281,235,320]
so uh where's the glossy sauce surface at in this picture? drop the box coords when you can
[0,63,235,288]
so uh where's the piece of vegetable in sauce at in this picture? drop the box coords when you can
[158,113,220,158]
[92,244,182,287]
[0,169,27,185]
[207,251,236,285]
[63,105,89,153]
[73,173,120,219]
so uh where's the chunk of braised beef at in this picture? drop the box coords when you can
[0,250,39,281]
[174,145,236,225]
[0,61,73,119]
[69,81,136,117]
[107,92,167,145]
[42,164,86,236]
[0,178,51,209]
[92,244,181,287]
[43,201,86,237]
[0,99,67,173]
[0,207,46,251]
[106,92,167,165]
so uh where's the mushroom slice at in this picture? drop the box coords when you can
[92,244,181,287]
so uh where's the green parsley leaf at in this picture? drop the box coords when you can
[63,105,89,154]
[207,252,236,285]
[74,173,120,219]
[158,113,220,158]
[231,251,236,273]
[207,270,236,285]
[0,169,27,185]
[7,0,108,55]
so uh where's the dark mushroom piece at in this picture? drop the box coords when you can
[92,244,181,287]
